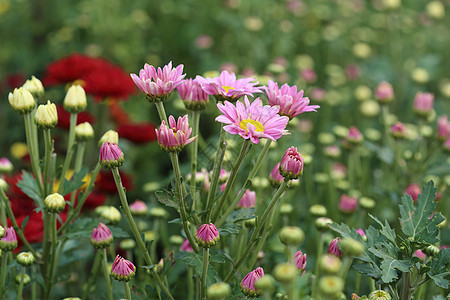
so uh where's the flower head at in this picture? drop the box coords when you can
[44,193,66,213]
[391,122,406,139]
[0,227,18,251]
[99,130,119,146]
[155,115,196,152]
[129,200,148,216]
[269,162,285,187]
[64,85,87,113]
[345,126,363,145]
[279,147,304,180]
[437,115,450,140]
[99,142,124,169]
[196,71,262,102]
[130,62,185,102]
[328,237,342,257]
[236,189,256,208]
[8,88,36,114]
[22,75,45,98]
[0,158,13,174]
[375,81,394,103]
[241,267,264,297]
[413,92,434,117]
[90,223,113,249]
[75,122,94,141]
[216,97,289,144]
[177,78,209,111]
[404,183,421,203]
[339,194,358,214]
[264,80,319,119]
[294,250,307,275]
[180,238,194,252]
[195,223,220,248]
[34,100,58,129]
[111,255,136,282]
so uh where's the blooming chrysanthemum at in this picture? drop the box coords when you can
[155,115,196,152]
[130,62,185,102]
[196,71,262,102]
[265,80,319,119]
[216,96,289,144]
[241,267,264,297]
[177,78,209,110]
[111,255,136,282]
[195,223,220,248]
[236,189,256,208]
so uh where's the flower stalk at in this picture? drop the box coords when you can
[24,113,43,195]
[101,249,113,300]
[201,248,210,299]
[57,113,77,194]
[189,110,201,212]
[17,266,26,300]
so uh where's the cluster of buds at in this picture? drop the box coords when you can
[195,223,220,248]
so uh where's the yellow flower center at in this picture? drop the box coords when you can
[239,119,264,132]
[222,86,235,93]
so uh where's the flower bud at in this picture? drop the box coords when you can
[149,207,168,219]
[90,223,113,249]
[369,290,392,300]
[207,282,231,300]
[279,147,304,180]
[169,235,184,246]
[99,130,119,146]
[320,254,342,274]
[180,238,194,252]
[129,200,148,216]
[22,75,45,98]
[310,204,327,217]
[413,92,434,117]
[339,195,358,214]
[423,245,439,257]
[120,239,136,251]
[345,126,363,145]
[426,1,445,19]
[8,88,36,114]
[99,142,124,169]
[356,228,367,241]
[273,263,298,284]
[245,218,256,228]
[374,81,394,104]
[100,206,121,224]
[280,203,293,215]
[34,100,58,129]
[339,238,364,256]
[195,223,220,248]
[359,197,375,210]
[0,227,18,251]
[411,68,429,84]
[328,238,342,257]
[295,250,307,275]
[64,85,87,113]
[255,274,275,293]
[279,226,305,246]
[382,0,401,10]
[75,122,94,141]
[0,178,8,192]
[0,226,4,239]
[15,273,31,285]
[319,276,344,299]
[390,122,406,139]
[269,162,284,187]
[354,85,372,101]
[44,193,66,213]
[236,189,256,209]
[0,157,13,174]
[111,255,135,282]
[241,267,264,298]
[316,217,333,231]
[17,252,35,266]
[324,145,341,158]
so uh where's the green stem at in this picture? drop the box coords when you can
[224,180,289,282]
[354,271,361,294]
[24,113,43,195]
[312,233,325,298]
[110,168,174,300]
[187,267,194,300]
[400,272,411,300]
[124,281,132,299]
[168,152,200,253]
[0,254,8,299]
[17,266,26,300]
[211,139,251,223]
[101,249,113,300]
[247,208,276,269]
[69,142,86,210]
[189,111,201,213]
[48,153,56,194]
[82,250,101,300]
[154,101,168,124]
[204,128,227,222]
[31,265,37,300]
[45,214,58,299]
[201,248,209,300]
[338,256,353,284]
[57,113,77,194]
[43,129,53,195]
[370,278,376,291]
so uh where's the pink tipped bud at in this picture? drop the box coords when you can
[294,250,307,275]
[328,237,342,257]
[346,126,363,145]
[413,92,434,117]
[437,115,450,140]
[99,142,124,169]
[90,223,113,249]
[0,227,18,252]
[414,249,426,261]
[375,81,394,103]
[241,267,264,298]
[339,194,358,214]
[269,162,285,187]
[0,157,13,174]
[279,147,304,180]
[111,255,136,282]
[195,223,220,248]
[180,238,194,252]
[236,189,256,209]
[155,115,197,152]
[129,200,148,216]
[404,183,421,204]
[390,122,406,139]
[356,228,367,241]
[177,78,209,111]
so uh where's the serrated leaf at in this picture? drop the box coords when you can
[155,189,180,212]
[369,214,398,248]
[65,217,129,239]
[225,208,255,224]
[353,263,382,278]
[427,248,450,289]
[16,171,42,204]
[218,223,240,237]
[176,251,219,285]
[380,258,413,283]
[61,167,88,196]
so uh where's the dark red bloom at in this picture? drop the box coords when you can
[117,122,157,144]
[96,170,133,194]
[43,54,100,86]
[109,101,131,126]
[56,105,96,129]
[6,73,26,89]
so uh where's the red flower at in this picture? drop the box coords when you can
[117,122,157,144]
[43,54,101,86]
[56,105,95,129]
[96,170,133,194]
[109,101,131,126]
[6,73,26,89]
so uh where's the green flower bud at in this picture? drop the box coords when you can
[63,298,82,300]
[423,245,439,257]
[340,238,365,256]
[316,217,333,231]
[75,122,94,141]
[245,218,256,228]
[273,263,298,284]
[149,207,168,219]
[100,206,121,224]
[22,75,45,98]
[279,226,305,246]
[320,254,342,274]
[169,235,184,246]
[120,239,136,251]
[144,231,155,243]
[369,290,392,300]
[17,252,35,266]
[359,197,375,210]
[8,88,36,115]
[314,173,329,183]
[44,193,66,213]
[319,276,344,299]
[255,274,275,292]
[280,203,293,215]
[63,85,87,113]
[0,179,8,192]
[207,282,231,299]
[15,273,31,285]
[310,204,327,217]
[0,226,4,239]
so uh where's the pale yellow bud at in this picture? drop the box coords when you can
[411,68,429,84]
[426,1,445,19]
[100,206,121,224]
[354,85,372,101]
[64,85,87,113]
[34,101,58,129]
[99,130,119,146]
[353,43,371,59]
[360,100,380,117]
[75,122,94,141]
[8,88,36,114]
[382,0,401,10]
[44,193,66,213]
[22,76,45,98]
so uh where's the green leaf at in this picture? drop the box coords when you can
[65,217,129,239]
[353,263,382,279]
[225,208,255,224]
[218,223,240,237]
[16,171,41,204]
[369,214,398,248]
[176,251,219,285]
[380,258,413,283]
[20,215,29,231]
[427,247,450,289]
[155,189,180,212]
[61,167,89,196]
[399,181,442,244]
[363,141,394,164]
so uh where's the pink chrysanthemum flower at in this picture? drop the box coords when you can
[294,250,307,275]
[130,62,186,102]
[339,194,358,214]
[328,237,342,257]
[90,223,113,249]
[269,162,285,187]
[177,78,209,111]
[180,238,194,252]
[196,71,262,102]
[236,189,256,209]
[216,96,289,144]
[155,115,196,152]
[264,80,319,119]
[437,115,450,140]
[99,142,124,169]
[195,223,220,248]
[129,200,148,216]
[111,255,136,282]
[0,227,18,251]
[241,267,264,297]
[404,183,421,204]
[375,81,394,103]
[413,92,434,117]
[0,157,13,173]
[391,122,406,139]
[279,147,304,180]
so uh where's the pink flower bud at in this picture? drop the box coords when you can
[241,267,264,297]
[0,157,13,173]
[404,183,421,204]
[375,81,394,103]
[195,223,220,248]
[129,200,148,216]
[99,142,124,169]
[328,237,342,257]
[391,122,406,138]
[156,115,196,152]
[294,250,307,275]
[356,228,366,238]
[111,255,136,282]
[90,223,113,249]
[413,92,434,116]
[269,163,285,187]
[437,115,450,140]
[279,147,304,180]
[414,249,426,261]
[180,238,194,252]
[346,126,363,144]
[0,227,18,251]
[339,194,358,214]
[177,78,209,111]
[236,189,256,209]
